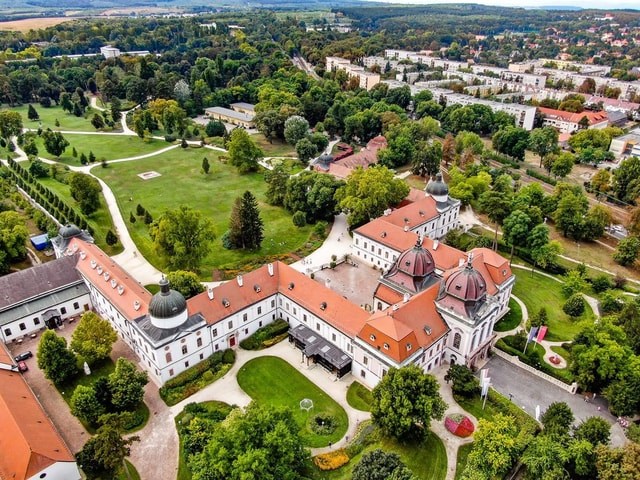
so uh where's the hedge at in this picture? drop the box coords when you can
[525,168,557,186]
[495,338,573,384]
[239,318,290,350]
[159,349,235,406]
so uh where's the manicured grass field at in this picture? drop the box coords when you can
[512,270,595,342]
[494,297,522,332]
[307,431,447,480]
[454,443,473,480]
[93,148,313,276]
[14,104,106,133]
[251,133,297,157]
[37,176,122,255]
[346,381,373,412]
[35,134,166,165]
[237,356,348,447]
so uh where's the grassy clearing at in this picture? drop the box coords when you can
[0,17,75,31]
[346,381,373,412]
[93,148,313,277]
[251,133,297,157]
[237,356,348,448]
[307,431,447,480]
[35,134,166,165]
[494,297,522,332]
[512,270,594,341]
[15,104,107,133]
[37,176,122,255]
[454,443,473,480]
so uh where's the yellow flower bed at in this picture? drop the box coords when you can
[313,448,350,471]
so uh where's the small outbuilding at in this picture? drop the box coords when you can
[30,233,49,251]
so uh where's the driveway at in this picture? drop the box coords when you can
[484,355,627,447]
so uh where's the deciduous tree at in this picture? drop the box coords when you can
[166,271,205,299]
[150,205,216,271]
[68,172,102,215]
[70,311,118,366]
[71,385,104,425]
[352,449,416,480]
[0,110,23,139]
[108,358,148,412]
[41,129,69,159]
[227,128,263,174]
[371,365,447,440]
[37,330,78,385]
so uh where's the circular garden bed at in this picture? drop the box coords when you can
[444,414,474,438]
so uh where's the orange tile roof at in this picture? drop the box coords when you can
[358,283,448,363]
[469,247,513,289]
[190,262,370,338]
[374,283,404,305]
[538,107,609,126]
[405,187,427,204]
[0,347,75,480]
[382,197,439,228]
[73,239,152,318]
[355,221,419,252]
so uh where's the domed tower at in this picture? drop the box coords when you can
[438,253,487,319]
[383,237,436,293]
[148,277,188,329]
[51,223,94,258]
[425,172,449,207]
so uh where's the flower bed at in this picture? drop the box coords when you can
[313,448,350,471]
[444,413,475,438]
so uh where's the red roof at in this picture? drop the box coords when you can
[0,346,75,480]
[538,107,609,126]
[382,197,439,229]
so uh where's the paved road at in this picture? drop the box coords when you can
[484,355,627,447]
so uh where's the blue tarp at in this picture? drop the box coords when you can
[30,233,50,251]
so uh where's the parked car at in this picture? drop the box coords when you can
[14,351,33,362]
[17,361,28,372]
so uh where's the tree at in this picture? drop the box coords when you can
[574,416,610,446]
[528,126,559,167]
[540,401,574,437]
[595,442,640,480]
[173,79,191,103]
[28,159,48,178]
[188,402,309,480]
[502,210,531,263]
[563,294,586,317]
[554,192,587,239]
[284,115,310,146]
[295,137,318,163]
[454,131,483,157]
[68,172,102,215]
[91,110,106,129]
[201,157,210,174]
[77,412,140,479]
[492,126,530,161]
[41,129,69,159]
[0,110,23,139]
[166,270,206,299]
[412,141,442,178]
[149,205,216,271]
[228,191,264,250]
[521,434,570,480]
[264,164,289,206]
[71,385,104,425]
[23,140,38,158]
[461,414,528,480]
[27,104,39,121]
[108,358,148,412]
[550,152,575,179]
[614,236,640,266]
[336,166,410,228]
[227,128,263,174]
[352,449,415,480]
[613,156,640,202]
[205,120,226,137]
[590,169,611,194]
[444,364,480,398]
[110,97,122,123]
[478,174,513,250]
[37,330,78,385]
[371,365,447,440]
[0,211,29,273]
[105,230,118,246]
[70,311,118,366]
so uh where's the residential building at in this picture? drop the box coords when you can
[538,107,609,133]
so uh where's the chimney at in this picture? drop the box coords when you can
[237,275,243,287]
[207,287,214,300]
[267,263,274,276]
[433,240,439,250]
[403,293,410,303]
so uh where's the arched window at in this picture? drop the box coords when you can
[471,333,478,350]
[453,332,462,349]
[165,352,172,363]
[377,302,382,311]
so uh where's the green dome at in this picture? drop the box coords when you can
[149,277,187,324]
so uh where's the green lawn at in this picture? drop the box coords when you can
[307,431,447,480]
[512,270,595,341]
[37,176,122,255]
[237,356,348,447]
[92,148,314,277]
[35,134,167,165]
[346,381,373,412]
[454,443,473,480]
[14,104,108,133]
[251,133,297,157]
[494,297,522,332]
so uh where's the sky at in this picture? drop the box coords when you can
[379,0,639,10]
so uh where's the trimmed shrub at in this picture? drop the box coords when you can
[591,274,613,293]
[239,319,289,350]
[563,294,585,317]
[310,413,338,435]
[313,449,350,471]
[222,348,235,364]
